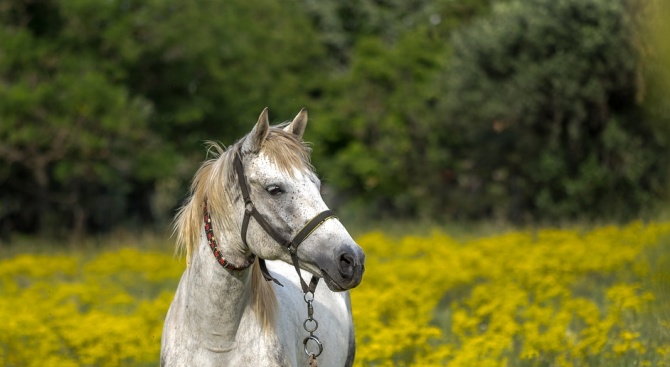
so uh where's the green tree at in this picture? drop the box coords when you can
[311,29,447,218]
[306,0,494,220]
[0,1,163,237]
[300,0,494,66]
[440,0,669,221]
[0,0,326,237]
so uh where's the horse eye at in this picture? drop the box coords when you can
[266,185,284,196]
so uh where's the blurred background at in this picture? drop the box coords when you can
[1,0,669,241]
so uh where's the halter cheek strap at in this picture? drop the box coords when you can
[234,153,336,294]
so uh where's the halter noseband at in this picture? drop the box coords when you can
[203,152,336,295]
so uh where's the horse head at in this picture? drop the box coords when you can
[236,108,365,292]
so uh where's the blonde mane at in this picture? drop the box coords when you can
[173,127,313,330]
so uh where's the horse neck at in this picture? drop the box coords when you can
[182,227,253,346]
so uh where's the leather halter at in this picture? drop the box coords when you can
[206,151,336,294]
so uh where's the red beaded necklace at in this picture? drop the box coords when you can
[203,201,255,270]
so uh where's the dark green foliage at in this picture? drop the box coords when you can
[310,29,449,218]
[0,0,667,238]
[0,1,161,236]
[439,0,668,222]
[305,0,493,220]
[0,0,323,237]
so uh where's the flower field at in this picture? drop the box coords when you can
[1,222,669,366]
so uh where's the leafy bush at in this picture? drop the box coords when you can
[439,0,669,222]
[1,0,668,236]
[0,0,323,237]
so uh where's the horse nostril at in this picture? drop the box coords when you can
[338,253,355,280]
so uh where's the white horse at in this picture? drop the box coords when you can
[161,108,365,366]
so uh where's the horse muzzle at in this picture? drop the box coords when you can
[319,243,365,292]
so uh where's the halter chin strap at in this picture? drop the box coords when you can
[233,152,336,294]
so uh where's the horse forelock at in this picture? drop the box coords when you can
[174,126,311,331]
[259,127,314,176]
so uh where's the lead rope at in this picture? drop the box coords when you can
[303,291,322,366]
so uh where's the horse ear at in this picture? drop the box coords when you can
[244,107,270,153]
[283,108,308,140]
